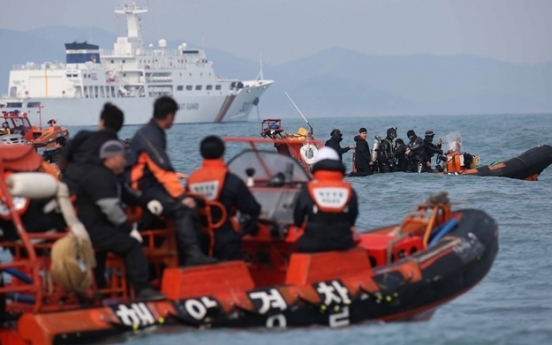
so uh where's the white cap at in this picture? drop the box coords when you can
[313,146,339,164]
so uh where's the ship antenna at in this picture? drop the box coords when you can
[284,91,313,135]
[257,52,264,80]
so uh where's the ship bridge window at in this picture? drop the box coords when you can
[195,85,202,91]
[122,60,126,63]
[6,102,23,108]
[186,85,192,91]
[66,74,71,78]
[206,85,212,90]
[72,74,78,77]
[27,102,41,108]
[215,85,222,91]
[111,60,114,64]
[177,85,183,91]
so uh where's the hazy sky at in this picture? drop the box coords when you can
[1,0,551,65]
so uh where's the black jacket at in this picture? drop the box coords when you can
[394,141,409,172]
[423,139,443,163]
[42,148,63,164]
[77,165,134,235]
[61,129,119,192]
[324,135,350,162]
[294,159,357,253]
[353,135,372,172]
[407,136,425,163]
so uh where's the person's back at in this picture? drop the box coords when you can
[405,130,425,173]
[61,103,123,192]
[187,136,261,260]
[294,147,358,253]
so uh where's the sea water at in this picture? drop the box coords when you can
[65,113,552,344]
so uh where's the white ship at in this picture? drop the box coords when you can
[0,1,273,126]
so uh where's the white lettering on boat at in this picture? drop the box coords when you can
[329,306,350,328]
[315,280,351,306]
[248,288,287,314]
[266,314,287,328]
[114,303,155,327]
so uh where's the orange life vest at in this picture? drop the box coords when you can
[307,170,352,213]
[187,159,228,201]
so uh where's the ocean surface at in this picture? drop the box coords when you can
[34,114,552,344]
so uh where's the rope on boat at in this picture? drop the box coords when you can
[50,234,95,293]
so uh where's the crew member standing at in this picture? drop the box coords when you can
[294,147,358,253]
[127,96,216,266]
[351,127,373,176]
[422,130,443,172]
[77,140,165,301]
[376,127,397,173]
[187,135,261,261]
[405,130,425,173]
[324,129,354,162]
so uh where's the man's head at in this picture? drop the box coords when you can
[200,135,225,159]
[330,129,342,137]
[425,130,435,142]
[407,130,416,141]
[55,136,66,149]
[359,127,367,140]
[387,127,397,140]
[153,96,179,129]
[99,140,126,175]
[99,103,124,132]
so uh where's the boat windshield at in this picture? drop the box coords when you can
[227,150,311,184]
[1,116,32,135]
[442,131,463,154]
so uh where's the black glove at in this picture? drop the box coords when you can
[239,214,260,237]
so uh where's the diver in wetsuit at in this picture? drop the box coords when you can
[405,130,425,173]
[422,130,443,173]
[376,127,397,173]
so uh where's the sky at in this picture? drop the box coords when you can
[1,0,551,65]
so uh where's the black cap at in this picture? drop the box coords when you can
[99,140,125,159]
[359,127,367,133]
[425,130,435,137]
[407,130,415,137]
[330,129,342,136]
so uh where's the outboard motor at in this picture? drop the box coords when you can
[371,136,381,162]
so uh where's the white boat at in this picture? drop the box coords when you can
[0,1,273,126]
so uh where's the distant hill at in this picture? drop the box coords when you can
[1,26,551,117]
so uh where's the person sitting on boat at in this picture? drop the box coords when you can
[376,127,397,173]
[350,127,374,176]
[127,96,216,266]
[60,103,124,193]
[294,146,358,253]
[0,122,11,135]
[405,130,425,173]
[186,135,261,261]
[324,129,354,162]
[394,139,409,172]
[76,140,165,301]
[42,137,67,165]
[422,129,443,173]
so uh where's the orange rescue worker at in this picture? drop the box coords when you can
[187,135,261,261]
[0,122,11,135]
[294,147,358,252]
[127,96,216,266]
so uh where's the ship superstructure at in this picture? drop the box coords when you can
[0,1,273,126]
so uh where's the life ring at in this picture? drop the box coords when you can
[300,144,318,165]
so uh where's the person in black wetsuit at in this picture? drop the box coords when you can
[405,130,425,173]
[42,137,67,165]
[60,103,124,193]
[186,136,261,261]
[294,147,358,253]
[422,129,443,173]
[394,139,409,172]
[77,140,165,301]
[324,129,354,162]
[350,127,374,176]
[376,127,397,173]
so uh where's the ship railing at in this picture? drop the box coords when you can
[101,48,205,58]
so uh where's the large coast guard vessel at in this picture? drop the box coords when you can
[0,1,273,126]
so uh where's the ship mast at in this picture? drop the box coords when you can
[115,0,147,55]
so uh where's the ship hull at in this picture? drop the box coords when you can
[0,82,271,126]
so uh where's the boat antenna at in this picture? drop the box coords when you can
[284,91,313,135]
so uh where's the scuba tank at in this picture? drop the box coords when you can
[371,136,381,162]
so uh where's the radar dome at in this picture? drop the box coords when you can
[181,43,187,49]
[149,43,153,48]
[158,39,167,48]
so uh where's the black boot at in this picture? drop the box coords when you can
[184,245,218,266]
[136,288,166,302]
